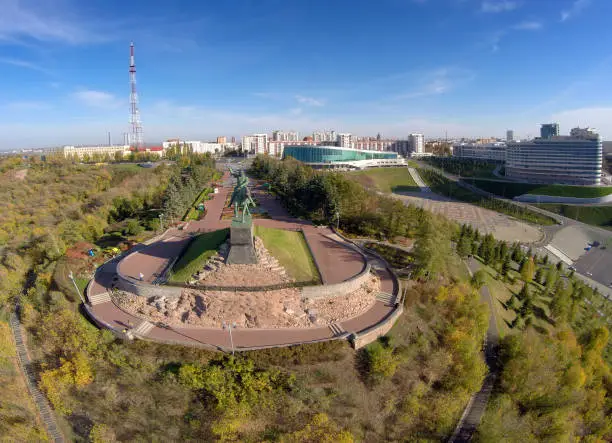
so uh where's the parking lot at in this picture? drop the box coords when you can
[573,247,612,290]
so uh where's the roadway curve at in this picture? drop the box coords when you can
[86,172,401,351]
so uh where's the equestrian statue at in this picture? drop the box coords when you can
[228,168,256,223]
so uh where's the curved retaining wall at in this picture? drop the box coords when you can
[301,263,372,300]
[513,193,612,204]
[351,304,404,349]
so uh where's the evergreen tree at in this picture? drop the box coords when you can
[519,257,535,283]
[456,234,471,258]
[499,242,508,262]
[534,267,544,285]
[518,282,529,300]
[502,256,511,277]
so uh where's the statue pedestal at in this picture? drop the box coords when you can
[226,217,258,265]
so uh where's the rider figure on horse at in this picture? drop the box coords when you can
[228,168,256,223]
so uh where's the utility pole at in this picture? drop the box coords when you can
[68,270,86,304]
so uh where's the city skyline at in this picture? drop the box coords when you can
[1,0,612,149]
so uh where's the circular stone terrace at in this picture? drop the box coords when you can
[85,172,402,351]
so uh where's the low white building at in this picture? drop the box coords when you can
[452,142,506,161]
[62,144,131,159]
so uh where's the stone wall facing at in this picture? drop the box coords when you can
[301,263,372,300]
[351,304,404,349]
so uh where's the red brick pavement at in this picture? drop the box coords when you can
[87,172,400,349]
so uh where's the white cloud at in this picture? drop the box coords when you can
[295,95,325,106]
[72,89,121,108]
[481,1,519,13]
[0,57,50,73]
[0,0,109,44]
[548,107,612,139]
[561,0,591,22]
[513,20,543,30]
[393,67,474,100]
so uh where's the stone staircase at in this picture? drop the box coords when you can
[329,322,347,337]
[376,292,395,305]
[132,320,154,337]
[88,291,111,305]
[10,313,64,443]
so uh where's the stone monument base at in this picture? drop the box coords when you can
[226,218,258,265]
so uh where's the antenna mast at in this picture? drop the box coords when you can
[129,42,144,149]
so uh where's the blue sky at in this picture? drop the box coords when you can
[1,0,612,149]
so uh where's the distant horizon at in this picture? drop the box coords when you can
[2,1,612,149]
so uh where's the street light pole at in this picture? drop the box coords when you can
[222,321,237,355]
[68,270,86,305]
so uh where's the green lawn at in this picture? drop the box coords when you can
[169,229,229,283]
[477,263,516,338]
[255,226,321,283]
[346,167,419,193]
[534,204,612,230]
[527,184,612,198]
[466,179,612,199]
[465,179,540,198]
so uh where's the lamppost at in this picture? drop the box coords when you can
[222,321,237,355]
[68,270,86,304]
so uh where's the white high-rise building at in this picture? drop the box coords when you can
[241,134,269,154]
[312,130,337,143]
[272,130,299,142]
[506,130,514,142]
[408,133,425,154]
[337,133,353,149]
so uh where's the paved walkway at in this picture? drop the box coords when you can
[10,309,64,443]
[87,173,400,350]
[449,258,499,443]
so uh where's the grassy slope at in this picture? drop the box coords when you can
[535,203,612,230]
[477,264,516,338]
[346,167,419,193]
[255,225,321,283]
[527,185,612,198]
[466,179,612,198]
[0,320,46,441]
[170,229,229,282]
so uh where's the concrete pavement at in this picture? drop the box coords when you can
[86,173,401,351]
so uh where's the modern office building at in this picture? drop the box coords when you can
[540,123,560,139]
[506,127,602,185]
[282,145,405,169]
[268,140,312,158]
[409,133,425,155]
[452,142,506,161]
[506,130,514,142]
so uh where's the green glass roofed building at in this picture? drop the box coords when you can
[282,145,405,170]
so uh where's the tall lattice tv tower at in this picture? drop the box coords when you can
[129,42,144,149]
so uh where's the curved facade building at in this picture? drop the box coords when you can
[506,135,602,185]
[282,145,404,169]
